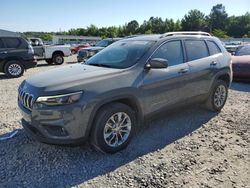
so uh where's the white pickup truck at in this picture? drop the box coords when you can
[29,38,71,65]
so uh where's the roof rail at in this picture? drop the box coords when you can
[160,31,211,38]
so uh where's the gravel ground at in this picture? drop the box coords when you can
[0,55,249,188]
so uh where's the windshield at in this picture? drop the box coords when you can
[95,40,110,47]
[86,40,154,69]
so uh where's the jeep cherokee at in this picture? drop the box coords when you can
[18,32,232,153]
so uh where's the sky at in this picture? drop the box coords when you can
[0,0,249,32]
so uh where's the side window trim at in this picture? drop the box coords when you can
[205,40,222,56]
[147,39,185,66]
[184,39,209,62]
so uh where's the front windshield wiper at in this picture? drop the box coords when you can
[89,63,112,68]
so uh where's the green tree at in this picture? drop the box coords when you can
[211,29,228,38]
[181,9,207,31]
[227,13,250,37]
[208,4,228,31]
[126,20,139,35]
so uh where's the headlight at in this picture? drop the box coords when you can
[36,91,83,106]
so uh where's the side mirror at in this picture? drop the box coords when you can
[145,58,168,69]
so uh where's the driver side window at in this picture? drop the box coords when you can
[152,40,184,66]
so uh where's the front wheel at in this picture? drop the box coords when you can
[4,60,24,78]
[91,103,136,153]
[52,54,64,65]
[205,80,228,112]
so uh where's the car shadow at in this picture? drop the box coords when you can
[231,82,250,92]
[0,106,217,187]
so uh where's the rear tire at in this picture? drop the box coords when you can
[90,103,136,153]
[205,80,228,112]
[4,60,24,78]
[52,54,64,65]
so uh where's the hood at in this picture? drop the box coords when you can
[25,64,122,92]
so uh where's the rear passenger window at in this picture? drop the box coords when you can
[152,40,184,66]
[2,38,20,48]
[0,40,4,48]
[185,40,209,61]
[206,41,221,55]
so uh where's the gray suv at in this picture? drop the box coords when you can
[18,32,232,153]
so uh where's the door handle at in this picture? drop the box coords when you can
[210,61,217,66]
[178,68,188,74]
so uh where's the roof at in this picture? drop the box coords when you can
[124,32,213,42]
[0,29,21,37]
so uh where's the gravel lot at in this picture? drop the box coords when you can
[0,55,249,188]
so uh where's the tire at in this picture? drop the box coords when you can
[4,60,24,78]
[91,103,136,153]
[205,80,228,112]
[45,59,53,65]
[52,54,64,65]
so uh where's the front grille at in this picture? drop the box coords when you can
[18,89,34,110]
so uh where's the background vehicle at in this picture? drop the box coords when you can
[232,44,250,81]
[29,38,71,65]
[70,43,90,54]
[18,32,232,153]
[77,38,121,62]
[0,36,36,78]
[224,41,242,55]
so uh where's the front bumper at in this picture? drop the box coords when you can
[18,100,90,145]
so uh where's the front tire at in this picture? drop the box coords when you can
[205,80,228,112]
[4,60,24,78]
[91,103,136,153]
[52,54,64,65]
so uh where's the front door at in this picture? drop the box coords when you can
[141,40,190,115]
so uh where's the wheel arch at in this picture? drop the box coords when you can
[52,50,64,57]
[2,57,24,72]
[86,95,143,139]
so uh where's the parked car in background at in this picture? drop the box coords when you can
[70,43,90,54]
[0,36,36,78]
[29,38,71,65]
[232,45,250,81]
[77,38,121,62]
[18,32,232,153]
[224,41,242,55]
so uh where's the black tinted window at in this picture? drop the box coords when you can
[152,40,184,66]
[0,39,4,48]
[207,40,221,55]
[2,38,20,48]
[185,40,209,61]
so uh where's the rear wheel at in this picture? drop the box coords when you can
[91,103,136,153]
[205,80,228,112]
[52,54,64,65]
[4,60,24,78]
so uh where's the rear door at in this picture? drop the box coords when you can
[0,38,7,68]
[141,40,190,114]
[184,39,218,98]
[1,37,24,57]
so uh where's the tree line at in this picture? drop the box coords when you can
[24,4,250,41]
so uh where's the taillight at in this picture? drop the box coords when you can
[28,44,34,54]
